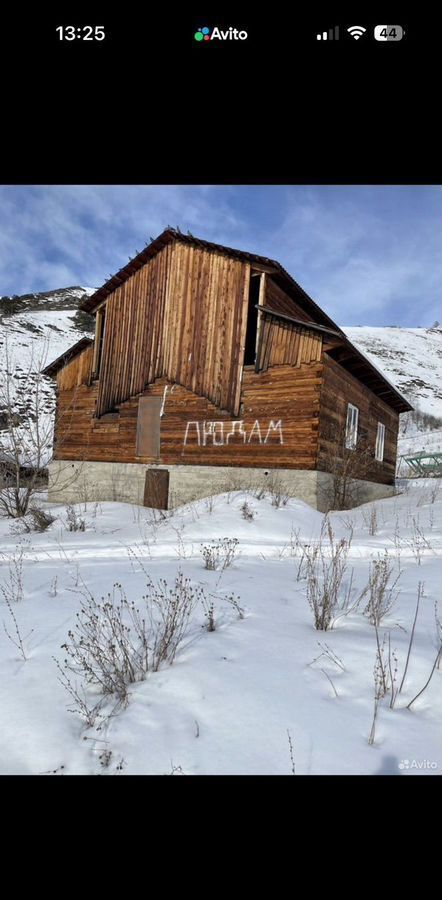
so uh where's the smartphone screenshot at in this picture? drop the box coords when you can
[0,13,440,783]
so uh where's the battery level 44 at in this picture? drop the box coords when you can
[374,25,404,41]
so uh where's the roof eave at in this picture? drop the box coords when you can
[42,337,93,378]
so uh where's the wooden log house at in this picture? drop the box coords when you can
[43,229,412,510]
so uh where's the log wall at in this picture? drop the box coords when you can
[54,358,322,470]
[317,355,399,484]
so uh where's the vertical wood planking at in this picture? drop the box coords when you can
[95,240,251,417]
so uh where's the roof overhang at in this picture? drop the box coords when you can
[325,343,413,413]
[41,337,93,378]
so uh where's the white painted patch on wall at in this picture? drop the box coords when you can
[160,385,169,417]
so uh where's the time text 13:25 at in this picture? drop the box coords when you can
[56,26,106,41]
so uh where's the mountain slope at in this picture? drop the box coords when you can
[343,325,442,418]
[0,287,95,464]
[343,326,442,465]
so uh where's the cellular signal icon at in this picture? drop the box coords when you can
[347,25,366,40]
[316,26,339,40]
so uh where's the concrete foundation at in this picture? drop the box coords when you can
[316,471,396,512]
[47,459,396,511]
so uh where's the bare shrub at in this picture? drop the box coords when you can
[387,633,399,709]
[363,552,401,626]
[320,420,375,510]
[170,523,194,559]
[362,504,378,535]
[287,730,295,775]
[400,407,442,437]
[368,628,390,745]
[54,658,104,728]
[240,500,255,521]
[202,596,216,631]
[201,543,220,571]
[22,507,56,532]
[201,587,244,630]
[201,537,239,571]
[60,572,200,708]
[309,641,345,672]
[0,338,78,517]
[168,763,185,775]
[0,542,26,603]
[267,473,291,508]
[3,598,33,660]
[99,749,113,769]
[304,519,360,630]
[278,525,302,560]
[146,506,170,527]
[295,542,312,581]
[224,592,245,619]
[65,504,86,532]
[406,517,434,565]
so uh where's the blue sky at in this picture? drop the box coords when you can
[0,185,440,327]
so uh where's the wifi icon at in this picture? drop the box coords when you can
[347,25,366,40]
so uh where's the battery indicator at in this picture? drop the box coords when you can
[374,25,404,41]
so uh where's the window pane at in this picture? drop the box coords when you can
[375,422,385,461]
[346,403,358,449]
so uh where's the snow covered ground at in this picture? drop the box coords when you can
[1,484,441,775]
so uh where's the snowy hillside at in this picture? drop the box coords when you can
[0,486,441,775]
[343,326,442,465]
[343,325,442,419]
[0,287,95,463]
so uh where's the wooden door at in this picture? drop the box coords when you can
[144,468,169,509]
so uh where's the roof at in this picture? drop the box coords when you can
[79,228,339,330]
[325,340,412,412]
[258,305,342,338]
[41,337,93,378]
[72,228,412,413]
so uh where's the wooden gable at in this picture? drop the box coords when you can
[96,242,250,418]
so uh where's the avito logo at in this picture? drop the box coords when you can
[194,26,248,42]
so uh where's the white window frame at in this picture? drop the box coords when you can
[345,403,359,450]
[375,422,385,462]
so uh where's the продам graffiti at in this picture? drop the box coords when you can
[183,420,284,446]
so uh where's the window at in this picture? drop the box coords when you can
[375,422,385,462]
[345,403,359,450]
[243,273,261,365]
[93,306,106,378]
